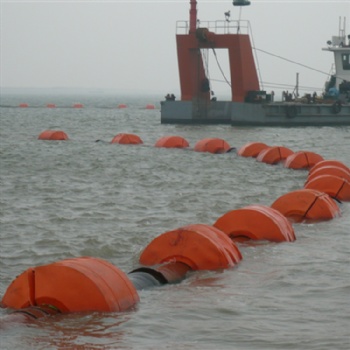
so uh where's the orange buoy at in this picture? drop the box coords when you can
[256,146,294,164]
[194,138,231,154]
[309,160,350,175]
[38,130,68,141]
[271,189,340,223]
[118,104,127,109]
[73,103,83,108]
[145,104,155,109]
[46,103,56,108]
[1,257,139,313]
[213,205,295,242]
[284,151,324,169]
[110,133,143,145]
[19,103,28,108]
[154,135,190,148]
[306,166,350,184]
[237,142,269,157]
[139,224,242,270]
[304,175,350,201]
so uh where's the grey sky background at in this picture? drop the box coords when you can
[1,0,349,97]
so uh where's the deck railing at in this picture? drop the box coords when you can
[176,20,250,35]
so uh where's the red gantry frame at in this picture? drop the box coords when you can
[177,0,259,102]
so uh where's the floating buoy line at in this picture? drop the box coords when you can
[1,133,349,325]
[1,103,157,109]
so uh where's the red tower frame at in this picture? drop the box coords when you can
[177,0,260,102]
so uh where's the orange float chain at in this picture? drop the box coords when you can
[1,261,193,323]
[306,165,350,184]
[139,224,242,270]
[1,225,243,322]
[3,139,348,324]
[214,205,296,242]
[304,175,350,201]
[237,142,269,157]
[38,130,69,141]
[238,141,349,204]
[154,135,190,148]
[110,133,143,145]
[284,151,324,169]
[1,257,140,313]
[194,138,232,154]
[309,160,350,174]
[256,146,294,165]
[271,189,340,223]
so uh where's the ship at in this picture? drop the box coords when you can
[160,0,350,126]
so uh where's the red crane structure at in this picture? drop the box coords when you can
[177,0,259,103]
[162,1,350,125]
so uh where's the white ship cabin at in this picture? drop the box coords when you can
[323,17,350,92]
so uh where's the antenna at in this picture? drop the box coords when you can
[189,0,197,33]
[233,0,251,6]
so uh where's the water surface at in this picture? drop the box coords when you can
[1,94,349,350]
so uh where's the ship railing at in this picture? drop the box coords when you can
[176,20,251,35]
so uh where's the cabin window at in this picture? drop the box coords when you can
[342,53,350,70]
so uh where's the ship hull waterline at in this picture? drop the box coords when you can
[160,101,350,126]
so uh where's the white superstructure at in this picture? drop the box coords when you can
[323,17,350,89]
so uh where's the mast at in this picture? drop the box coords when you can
[189,0,197,33]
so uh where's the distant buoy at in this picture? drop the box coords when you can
[73,103,83,108]
[284,151,324,169]
[145,104,155,109]
[257,146,294,164]
[38,130,68,141]
[139,224,242,270]
[110,133,143,145]
[304,174,350,201]
[1,257,139,313]
[271,189,340,223]
[213,205,295,242]
[237,142,269,157]
[19,103,28,108]
[46,103,56,108]
[306,166,350,184]
[118,104,127,109]
[154,136,189,148]
[309,160,350,175]
[194,138,231,154]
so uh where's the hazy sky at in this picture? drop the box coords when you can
[1,0,349,97]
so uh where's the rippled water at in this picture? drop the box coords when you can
[1,93,350,350]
